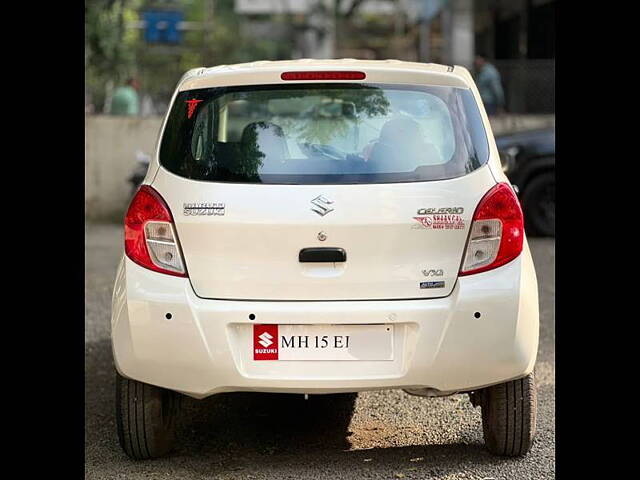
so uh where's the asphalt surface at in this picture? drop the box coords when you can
[85,223,555,479]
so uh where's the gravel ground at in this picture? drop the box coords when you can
[85,223,555,479]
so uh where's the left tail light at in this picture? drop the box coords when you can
[124,185,187,277]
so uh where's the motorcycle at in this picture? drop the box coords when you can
[128,150,151,196]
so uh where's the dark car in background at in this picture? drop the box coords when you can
[496,127,555,237]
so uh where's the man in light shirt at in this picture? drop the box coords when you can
[110,77,140,116]
[473,53,505,116]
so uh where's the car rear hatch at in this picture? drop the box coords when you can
[152,76,493,301]
[154,167,495,300]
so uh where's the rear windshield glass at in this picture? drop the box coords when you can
[160,83,488,184]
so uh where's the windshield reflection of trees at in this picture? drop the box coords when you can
[231,87,390,179]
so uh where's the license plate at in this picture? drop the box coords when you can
[253,324,394,361]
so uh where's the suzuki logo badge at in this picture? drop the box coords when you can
[258,332,274,348]
[310,195,334,217]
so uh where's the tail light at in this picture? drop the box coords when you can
[459,183,524,276]
[124,186,187,277]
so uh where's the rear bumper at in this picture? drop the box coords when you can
[111,246,539,399]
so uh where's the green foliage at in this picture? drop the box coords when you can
[238,123,266,180]
[238,86,390,145]
[85,0,140,110]
[85,0,398,112]
[126,0,293,109]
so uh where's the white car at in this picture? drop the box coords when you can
[111,59,539,459]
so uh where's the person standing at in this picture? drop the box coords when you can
[110,77,140,116]
[473,53,505,116]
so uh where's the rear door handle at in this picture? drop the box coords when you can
[299,248,347,263]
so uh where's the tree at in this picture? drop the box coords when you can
[86,0,140,112]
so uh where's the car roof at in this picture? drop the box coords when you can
[178,59,475,91]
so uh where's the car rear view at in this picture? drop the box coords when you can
[111,60,539,460]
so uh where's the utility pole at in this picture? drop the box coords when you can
[394,0,406,59]
[418,20,431,62]
[417,0,448,63]
[442,0,474,67]
[314,0,335,59]
[202,0,214,66]
[519,0,529,59]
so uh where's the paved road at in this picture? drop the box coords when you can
[85,223,555,479]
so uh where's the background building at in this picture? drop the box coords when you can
[86,0,555,115]
[474,0,556,113]
[233,0,555,113]
[85,0,555,220]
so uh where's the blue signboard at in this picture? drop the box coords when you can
[417,0,447,22]
[143,10,183,44]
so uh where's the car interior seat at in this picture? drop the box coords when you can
[240,122,290,172]
[368,116,441,172]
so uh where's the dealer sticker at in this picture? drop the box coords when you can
[185,98,203,119]
[413,207,465,230]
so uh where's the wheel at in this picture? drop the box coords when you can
[522,172,555,237]
[115,371,180,459]
[474,372,537,456]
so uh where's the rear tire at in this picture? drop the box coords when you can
[115,371,180,459]
[522,172,555,237]
[476,372,537,456]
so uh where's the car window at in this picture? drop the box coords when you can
[160,83,488,184]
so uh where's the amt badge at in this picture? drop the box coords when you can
[253,324,279,360]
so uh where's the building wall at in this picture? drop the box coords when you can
[85,115,163,221]
[85,113,554,221]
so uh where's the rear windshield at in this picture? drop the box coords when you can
[160,83,489,184]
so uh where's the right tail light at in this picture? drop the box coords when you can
[459,183,524,276]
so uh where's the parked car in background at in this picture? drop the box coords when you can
[496,127,555,237]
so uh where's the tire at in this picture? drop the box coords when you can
[522,172,555,237]
[115,371,180,459]
[477,372,537,456]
